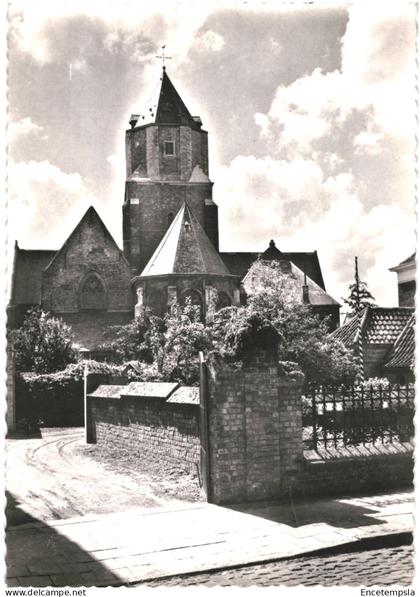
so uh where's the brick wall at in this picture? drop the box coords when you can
[303,452,413,497]
[203,341,413,505]
[87,392,200,474]
[205,346,304,504]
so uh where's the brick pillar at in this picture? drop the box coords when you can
[205,342,304,505]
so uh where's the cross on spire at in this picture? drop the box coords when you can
[156,45,172,70]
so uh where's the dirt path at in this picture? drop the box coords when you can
[6,428,198,525]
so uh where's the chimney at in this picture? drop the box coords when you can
[302,266,309,303]
[129,114,139,129]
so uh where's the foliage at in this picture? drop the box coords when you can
[102,302,214,385]
[16,359,128,430]
[162,301,214,384]
[360,377,391,390]
[100,309,156,363]
[212,261,358,385]
[100,260,358,386]
[10,307,78,373]
[342,280,375,316]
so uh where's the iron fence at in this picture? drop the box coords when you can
[302,383,415,451]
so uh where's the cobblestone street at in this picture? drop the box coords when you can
[143,542,414,587]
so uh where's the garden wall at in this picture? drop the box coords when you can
[302,450,413,497]
[201,340,414,505]
[86,379,200,474]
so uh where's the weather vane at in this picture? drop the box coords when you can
[156,45,172,70]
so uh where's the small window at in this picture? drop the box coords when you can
[164,141,175,156]
[167,212,174,227]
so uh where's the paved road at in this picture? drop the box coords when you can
[6,428,177,524]
[143,543,414,587]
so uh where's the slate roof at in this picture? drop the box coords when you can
[87,385,127,399]
[139,203,233,278]
[330,313,359,346]
[330,307,414,346]
[167,386,200,405]
[220,249,326,290]
[384,314,415,369]
[11,245,57,304]
[241,243,339,307]
[121,381,178,399]
[131,69,200,129]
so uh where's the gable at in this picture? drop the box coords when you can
[220,251,326,289]
[45,206,128,273]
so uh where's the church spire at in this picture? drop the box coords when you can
[155,69,195,126]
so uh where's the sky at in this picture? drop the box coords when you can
[6,0,417,311]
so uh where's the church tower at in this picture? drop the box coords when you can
[123,67,219,275]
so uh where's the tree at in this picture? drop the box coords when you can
[162,301,214,384]
[212,261,358,385]
[10,307,78,374]
[342,256,375,316]
[100,308,157,363]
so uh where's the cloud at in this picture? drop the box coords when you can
[8,160,101,248]
[8,117,46,142]
[217,4,416,307]
[196,30,225,52]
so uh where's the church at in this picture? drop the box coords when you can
[8,67,339,351]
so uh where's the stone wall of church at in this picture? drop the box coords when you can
[125,123,208,182]
[42,212,133,316]
[124,181,214,273]
[138,276,238,318]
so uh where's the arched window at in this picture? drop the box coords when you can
[147,290,167,317]
[217,291,232,310]
[167,212,174,227]
[80,273,107,310]
[181,289,203,319]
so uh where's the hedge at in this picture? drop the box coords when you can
[15,360,156,429]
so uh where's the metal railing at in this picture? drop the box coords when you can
[302,384,415,451]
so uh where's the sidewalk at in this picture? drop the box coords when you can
[6,489,414,587]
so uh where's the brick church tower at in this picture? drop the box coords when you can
[122,67,219,275]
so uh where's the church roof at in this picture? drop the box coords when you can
[10,245,57,304]
[139,203,232,278]
[131,69,199,129]
[220,249,326,290]
[241,246,339,307]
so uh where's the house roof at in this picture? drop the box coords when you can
[389,252,416,272]
[241,248,339,307]
[11,245,57,304]
[331,306,414,346]
[384,314,415,370]
[130,69,199,129]
[139,202,232,278]
[330,313,359,345]
[220,249,326,290]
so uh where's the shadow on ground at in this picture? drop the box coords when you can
[6,491,122,588]
[228,491,387,529]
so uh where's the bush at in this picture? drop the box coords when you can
[15,360,130,429]
[10,307,78,373]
